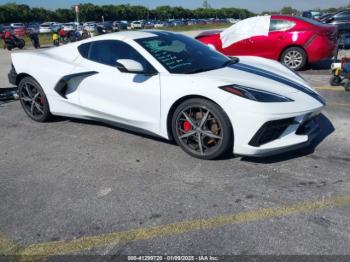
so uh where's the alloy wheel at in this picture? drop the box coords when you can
[19,82,45,118]
[175,106,223,156]
[284,50,303,69]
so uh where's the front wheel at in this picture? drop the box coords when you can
[171,98,233,160]
[280,47,307,71]
[18,77,52,122]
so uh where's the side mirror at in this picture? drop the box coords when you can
[116,59,145,74]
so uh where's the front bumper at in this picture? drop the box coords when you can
[8,64,17,86]
[243,113,320,157]
[223,93,324,157]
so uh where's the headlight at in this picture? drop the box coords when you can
[219,85,294,103]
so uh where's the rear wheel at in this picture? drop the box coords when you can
[171,98,233,160]
[281,47,307,71]
[330,75,341,86]
[18,77,51,122]
[344,80,350,91]
[18,39,25,49]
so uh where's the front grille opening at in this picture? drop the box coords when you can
[296,115,318,135]
[249,118,296,147]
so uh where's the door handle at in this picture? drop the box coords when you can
[245,38,254,43]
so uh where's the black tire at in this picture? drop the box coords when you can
[344,80,350,91]
[171,98,233,160]
[330,75,342,86]
[18,77,51,122]
[280,47,307,71]
[18,39,25,49]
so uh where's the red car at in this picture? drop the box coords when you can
[13,27,27,37]
[196,15,338,70]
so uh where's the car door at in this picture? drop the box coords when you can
[73,40,161,134]
[248,19,296,59]
[223,38,254,56]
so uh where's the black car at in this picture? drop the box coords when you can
[113,21,127,31]
[302,11,323,20]
[320,9,350,33]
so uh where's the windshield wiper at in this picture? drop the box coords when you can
[222,57,240,67]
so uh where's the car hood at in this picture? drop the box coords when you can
[197,56,318,96]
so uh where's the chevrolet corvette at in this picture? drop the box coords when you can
[8,30,325,159]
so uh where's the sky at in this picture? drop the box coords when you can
[1,0,349,13]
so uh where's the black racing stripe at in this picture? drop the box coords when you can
[230,63,325,105]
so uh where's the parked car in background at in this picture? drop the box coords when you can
[10,23,25,29]
[320,9,350,33]
[131,21,143,29]
[112,21,128,31]
[154,21,166,28]
[40,22,53,33]
[52,23,63,32]
[144,21,155,29]
[10,23,26,37]
[2,25,12,33]
[83,22,97,32]
[13,27,26,37]
[302,11,323,20]
[170,20,185,27]
[97,21,113,32]
[26,23,40,33]
[40,22,62,33]
[196,15,337,71]
[63,23,77,31]
[228,18,241,24]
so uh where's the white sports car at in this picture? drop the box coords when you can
[9,31,325,159]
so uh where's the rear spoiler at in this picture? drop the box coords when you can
[195,30,223,39]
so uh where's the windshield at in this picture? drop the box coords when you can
[136,32,230,74]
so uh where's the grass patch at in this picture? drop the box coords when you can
[0,33,52,49]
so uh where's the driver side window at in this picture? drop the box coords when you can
[78,40,155,73]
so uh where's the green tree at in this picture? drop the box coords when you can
[0,2,255,23]
[280,6,299,15]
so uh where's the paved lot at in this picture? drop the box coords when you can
[0,32,350,261]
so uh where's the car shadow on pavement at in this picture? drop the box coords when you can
[239,114,335,164]
[307,59,333,71]
[62,117,177,145]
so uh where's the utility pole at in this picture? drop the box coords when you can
[72,5,79,23]
[75,5,80,23]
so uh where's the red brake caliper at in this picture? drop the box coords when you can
[183,121,192,133]
[38,97,44,106]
